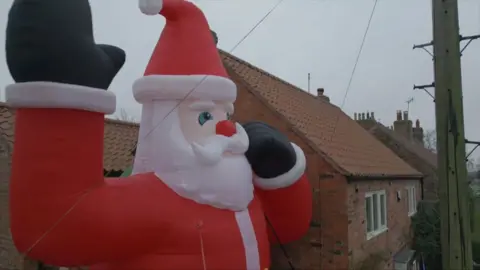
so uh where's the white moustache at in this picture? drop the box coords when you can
[191,123,250,166]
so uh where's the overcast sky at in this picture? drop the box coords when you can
[0,0,479,160]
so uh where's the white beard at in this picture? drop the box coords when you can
[157,154,254,211]
[134,102,254,211]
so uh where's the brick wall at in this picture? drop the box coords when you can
[347,179,421,270]
[316,175,349,270]
[0,137,25,270]
[230,70,349,269]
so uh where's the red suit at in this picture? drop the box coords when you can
[8,107,312,269]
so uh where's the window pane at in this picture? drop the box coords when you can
[405,189,409,209]
[408,187,415,213]
[412,187,416,211]
[380,194,386,226]
[372,194,379,230]
[366,197,372,232]
[408,188,412,212]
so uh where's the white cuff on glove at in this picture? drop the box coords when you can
[6,82,116,114]
[254,143,306,190]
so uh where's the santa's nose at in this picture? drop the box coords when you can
[216,120,237,137]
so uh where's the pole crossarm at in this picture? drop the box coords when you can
[465,139,480,145]
[465,139,480,160]
[459,34,480,55]
[413,41,434,49]
[413,41,434,58]
[413,83,435,101]
[459,34,480,41]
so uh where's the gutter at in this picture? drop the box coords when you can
[346,174,423,181]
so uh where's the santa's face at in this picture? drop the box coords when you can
[149,99,254,211]
[177,99,249,163]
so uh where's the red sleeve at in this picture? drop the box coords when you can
[9,108,166,266]
[255,174,312,244]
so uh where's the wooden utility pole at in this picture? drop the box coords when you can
[432,0,472,269]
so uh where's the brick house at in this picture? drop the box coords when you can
[355,110,438,200]
[0,51,422,270]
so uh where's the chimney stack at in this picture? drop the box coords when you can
[316,88,330,102]
[393,110,413,140]
[354,111,377,123]
[413,119,424,145]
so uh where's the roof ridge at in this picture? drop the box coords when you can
[372,122,437,167]
[219,49,337,108]
[105,117,139,127]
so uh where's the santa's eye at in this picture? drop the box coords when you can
[226,112,232,120]
[198,111,213,126]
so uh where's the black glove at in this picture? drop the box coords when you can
[6,0,125,89]
[243,122,297,179]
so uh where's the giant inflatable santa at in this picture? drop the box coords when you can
[5,0,312,269]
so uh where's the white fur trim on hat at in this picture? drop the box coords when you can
[254,143,307,190]
[139,0,163,15]
[5,82,116,114]
[133,75,237,103]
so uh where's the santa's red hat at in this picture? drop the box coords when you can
[133,0,237,103]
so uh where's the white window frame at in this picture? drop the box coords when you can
[365,190,387,240]
[406,186,417,216]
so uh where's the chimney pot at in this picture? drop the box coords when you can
[403,111,409,121]
[316,88,330,102]
[354,113,357,120]
[211,30,218,45]
[366,112,370,119]
[396,110,402,121]
[362,112,366,120]
[371,112,375,119]
[416,119,420,128]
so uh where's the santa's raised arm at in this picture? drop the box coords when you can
[5,0,312,269]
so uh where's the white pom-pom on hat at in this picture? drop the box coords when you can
[139,0,163,15]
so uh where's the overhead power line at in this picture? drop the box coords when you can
[328,0,379,142]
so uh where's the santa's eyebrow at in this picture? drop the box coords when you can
[189,101,216,111]
[225,103,234,114]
